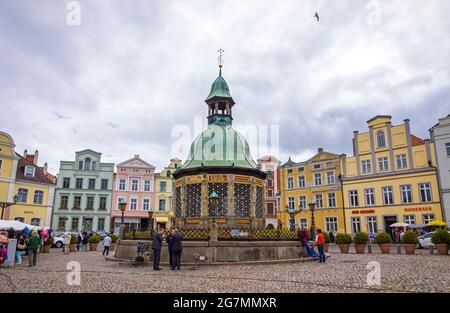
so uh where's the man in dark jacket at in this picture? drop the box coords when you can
[152,229,164,270]
[171,229,183,270]
[166,229,174,268]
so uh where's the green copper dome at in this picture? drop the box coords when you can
[205,69,232,101]
[179,124,257,170]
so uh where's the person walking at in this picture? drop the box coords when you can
[16,234,27,265]
[329,231,335,244]
[63,233,71,254]
[102,233,112,256]
[166,229,174,268]
[77,233,82,251]
[316,229,326,263]
[171,229,183,270]
[82,231,88,252]
[27,230,40,267]
[151,228,164,270]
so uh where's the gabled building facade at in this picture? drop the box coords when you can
[52,149,114,233]
[257,155,280,229]
[0,131,19,220]
[111,155,156,233]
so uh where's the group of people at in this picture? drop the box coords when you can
[298,228,327,263]
[0,227,48,267]
[151,228,183,270]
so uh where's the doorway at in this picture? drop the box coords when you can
[384,216,397,240]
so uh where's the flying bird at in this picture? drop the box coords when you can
[314,12,319,22]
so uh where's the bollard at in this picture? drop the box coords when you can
[397,244,401,254]
[429,246,434,255]
[367,244,372,254]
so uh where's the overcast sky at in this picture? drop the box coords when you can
[1,0,449,174]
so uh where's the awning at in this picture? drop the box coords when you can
[155,216,169,223]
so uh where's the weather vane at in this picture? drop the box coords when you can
[217,49,224,68]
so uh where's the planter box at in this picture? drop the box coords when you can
[109,243,117,251]
[404,244,416,255]
[69,244,77,252]
[338,244,350,254]
[379,244,391,254]
[90,243,99,251]
[324,243,329,253]
[435,244,449,255]
[43,245,51,253]
[354,244,366,254]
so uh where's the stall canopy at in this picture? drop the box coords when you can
[426,220,448,227]
[389,222,410,228]
[0,220,48,231]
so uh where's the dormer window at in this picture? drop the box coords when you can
[166,171,171,177]
[78,161,83,170]
[377,131,386,148]
[84,158,91,170]
[91,161,96,170]
[24,166,34,177]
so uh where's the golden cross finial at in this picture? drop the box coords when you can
[217,49,224,68]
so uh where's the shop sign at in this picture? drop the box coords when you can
[404,207,432,212]
[208,175,227,183]
[186,175,203,184]
[351,209,375,214]
[235,219,250,224]
[185,219,200,224]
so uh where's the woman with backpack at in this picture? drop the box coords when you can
[16,234,27,265]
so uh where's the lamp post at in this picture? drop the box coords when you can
[308,199,317,240]
[0,194,18,220]
[286,204,303,231]
[148,208,154,232]
[119,201,127,240]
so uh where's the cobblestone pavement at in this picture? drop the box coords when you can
[1,248,449,293]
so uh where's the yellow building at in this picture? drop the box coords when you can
[0,131,19,219]
[9,150,56,227]
[341,115,443,236]
[154,157,182,229]
[278,148,346,234]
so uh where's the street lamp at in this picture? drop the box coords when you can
[0,194,18,220]
[209,191,219,223]
[286,204,303,231]
[308,199,317,240]
[118,201,127,239]
[148,208,154,231]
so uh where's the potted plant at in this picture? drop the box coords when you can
[323,231,330,252]
[431,229,449,255]
[110,234,119,251]
[69,234,78,252]
[354,232,369,254]
[402,230,419,254]
[43,236,54,253]
[374,232,392,254]
[88,235,100,251]
[335,233,352,253]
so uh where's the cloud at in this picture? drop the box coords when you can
[0,0,449,174]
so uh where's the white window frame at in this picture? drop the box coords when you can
[130,198,137,210]
[287,177,294,190]
[288,197,295,210]
[382,186,394,205]
[131,179,139,191]
[396,154,408,169]
[351,217,361,234]
[142,198,150,211]
[33,190,44,205]
[364,188,375,206]
[117,196,126,210]
[327,192,336,208]
[315,194,323,208]
[404,215,415,225]
[361,160,371,174]
[118,179,126,191]
[378,157,389,172]
[24,166,34,177]
[298,196,306,209]
[419,183,432,202]
[377,131,386,148]
[159,198,166,211]
[349,190,359,207]
[298,176,305,188]
[326,171,335,184]
[314,173,322,186]
[299,218,307,230]
[144,180,152,192]
[423,214,435,224]
[367,216,378,233]
[17,188,28,203]
[30,218,40,226]
[325,217,338,233]
[400,185,412,204]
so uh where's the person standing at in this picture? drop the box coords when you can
[27,230,40,267]
[329,231,335,244]
[77,233,82,251]
[316,229,326,263]
[82,231,88,252]
[171,229,183,270]
[151,229,164,270]
[63,233,71,254]
[102,233,112,256]
[16,234,27,265]
[166,229,174,268]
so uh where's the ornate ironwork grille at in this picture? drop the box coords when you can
[175,186,182,218]
[234,183,251,218]
[208,183,228,217]
[255,186,264,218]
[186,184,201,217]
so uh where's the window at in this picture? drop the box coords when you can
[58,217,68,231]
[382,186,394,205]
[267,203,274,215]
[0,159,2,173]
[327,193,336,208]
[71,217,79,230]
[84,158,91,170]
[33,190,44,204]
[160,181,167,192]
[299,218,307,230]
[367,216,378,233]
[119,179,126,191]
[298,167,304,172]
[143,199,150,211]
[325,217,338,233]
[267,179,273,187]
[24,166,34,177]
[17,188,28,203]
[349,190,359,207]
[396,154,408,169]
[361,160,371,174]
[87,196,94,210]
[166,171,171,177]
[78,161,83,170]
[30,218,40,226]
[91,161,96,170]
[76,178,83,189]
[97,218,105,231]
[315,194,323,208]
[404,215,415,225]
[101,179,108,190]
[287,177,294,189]
[74,196,81,209]
[144,180,151,192]
[287,169,293,174]
[288,197,295,210]
[351,217,361,234]
[314,164,321,169]
[117,196,126,209]
[326,161,333,168]
[14,217,24,222]
[378,157,389,172]
[326,171,335,184]
[364,188,375,206]
[267,190,273,197]
[446,143,450,157]
[131,179,138,191]
[400,185,412,204]
[88,178,96,190]
[423,214,435,224]
[298,176,305,188]
[60,195,68,209]
[130,198,137,210]
[419,183,432,202]
[159,199,166,211]
[298,196,306,209]
[63,177,70,188]
[99,197,107,210]
[314,173,322,186]
[377,131,386,148]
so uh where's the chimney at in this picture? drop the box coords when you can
[318,147,323,153]
[134,154,140,158]
[43,162,48,175]
[23,149,28,157]
[34,150,39,165]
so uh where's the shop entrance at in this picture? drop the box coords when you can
[384,216,397,240]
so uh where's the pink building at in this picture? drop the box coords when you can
[111,155,156,232]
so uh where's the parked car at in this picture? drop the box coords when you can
[418,231,450,248]
[52,232,70,248]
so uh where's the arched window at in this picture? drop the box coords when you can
[84,158,91,170]
[377,131,386,148]
[166,171,171,177]
[15,217,24,222]
[31,218,40,226]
